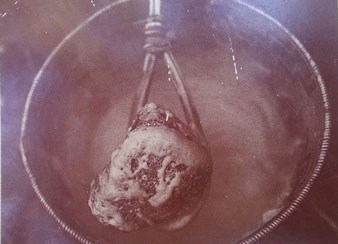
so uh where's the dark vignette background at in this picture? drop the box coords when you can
[1,0,337,243]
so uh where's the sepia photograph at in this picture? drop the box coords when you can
[1,0,337,243]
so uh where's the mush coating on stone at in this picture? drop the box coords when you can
[88,103,212,231]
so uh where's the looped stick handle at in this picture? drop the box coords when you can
[164,51,208,148]
[129,0,208,148]
[149,0,161,17]
[128,53,156,126]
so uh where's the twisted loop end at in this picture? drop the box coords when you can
[144,16,170,53]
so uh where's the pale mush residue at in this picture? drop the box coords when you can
[167,65,171,82]
[228,36,240,81]
[262,208,281,223]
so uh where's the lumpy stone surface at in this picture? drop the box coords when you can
[88,103,212,231]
